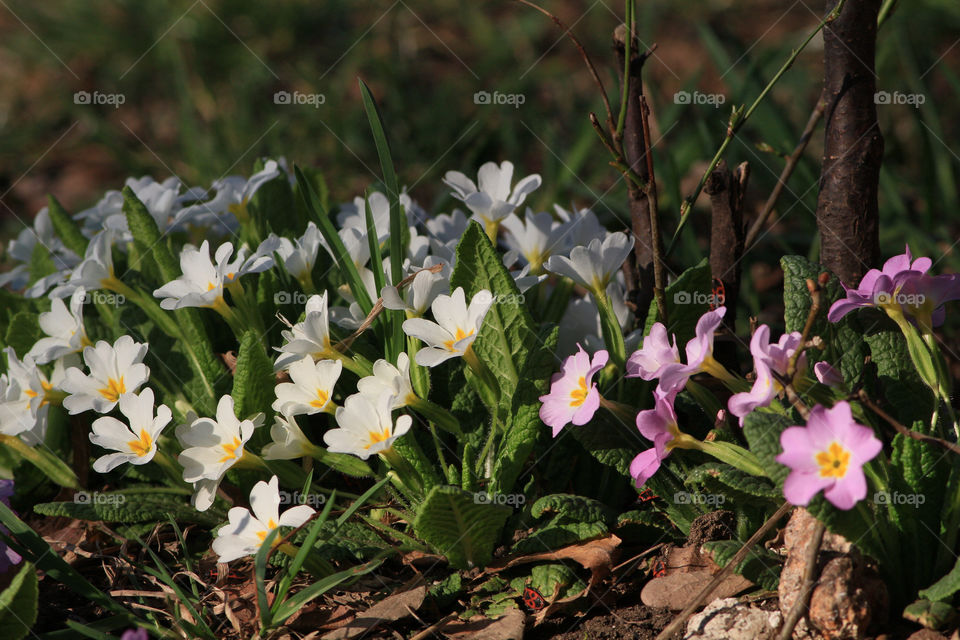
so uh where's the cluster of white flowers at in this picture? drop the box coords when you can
[0,157,641,564]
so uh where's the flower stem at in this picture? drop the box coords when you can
[593,287,627,370]
[409,396,462,437]
[693,439,767,478]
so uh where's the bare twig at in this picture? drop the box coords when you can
[858,389,960,456]
[778,520,825,640]
[786,277,823,380]
[511,0,617,133]
[337,264,444,351]
[655,502,793,640]
[744,93,826,250]
[640,95,667,324]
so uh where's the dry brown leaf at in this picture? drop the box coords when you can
[320,584,426,639]
[487,534,621,587]
[442,608,525,640]
[640,571,753,610]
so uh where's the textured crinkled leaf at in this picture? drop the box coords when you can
[530,562,586,600]
[864,324,934,428]
[512,519,607,554]
[616,509,681,536]
[413,485,511,569]
[491,325,558,494]
[47,195,88,256]
[530,494,615,525]
[920,557,960,603]
[4,312,41,359]
[904,599,959,630]
[685,463,781,500]
[703,540,781,591]
[232,330,274,421]
[450,222,537,414]
[27,242,56,286]
[34,492,221,527]
[741,409,793,487]
[0,562,38,640]
[124,187,226,415]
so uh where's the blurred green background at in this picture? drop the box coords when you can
[0,0,959,322]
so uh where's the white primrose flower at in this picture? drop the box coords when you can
[443,161,541,226]
[102,177,185,239]
[501,209,567,272]
[544,231,633,295]
[337,191,418,244]
[212,475,315,563]
[502,253,547,294]
[219,243,274,287]
[177,395,262,512]
[330,268,378,331]
[357,353,416,409]
[89,388,172,472]
[275,292,335,370]
[553,204,606,248]
[61,336,150,415]
[172,161,282,234]
[49,231,117,299]
[401,287,493,367]
[0,348,57,438]
[557,281,642,357]
[153,240,271,310]
[272,357,342,416]
[380,259,451,317]
[27,288,91,364]
[258,222,322,281]
[0,208,80,293]
[77,176,190,238]
[262,414,316,460]
[325,391,412,460]
[424,209,470,245]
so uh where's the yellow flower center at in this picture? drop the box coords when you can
[98,377,126,402]
[310,389,329,409]
[569,376,589,407]
[816,441,851,479]
[219,436,243,463]
[255,519,279,542]
[127,428,153,457]
[207,281,217,291]
[443,327,475,351]
[364,428,392,450]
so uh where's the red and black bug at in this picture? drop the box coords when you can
[636,487,658,506]
[521,586,546,611]
[709,278,726,311]
[651,558,667,578]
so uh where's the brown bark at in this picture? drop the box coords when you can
[613,25,654,321]
[815,0,884,286]
[707,160,749,334]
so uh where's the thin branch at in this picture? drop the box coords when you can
[778,519,825,640]
[744,92,826,250]
[655,502,793,640]
[858,390,960,456]
[640,95,667,324]
[511,0,617,133]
